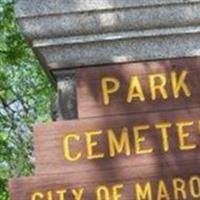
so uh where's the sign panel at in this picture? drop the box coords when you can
[10,57,200,199]
[35,108,200,176]
[10,168,200,200]
[77,57,200,118]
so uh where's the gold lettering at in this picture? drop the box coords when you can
[63,134,81,162]
[173,178,187,200]
[86,130,104,160]
[56,190,66,200]
[136,182,152,200]
[149,74,168,100]
[189,176,200,198]
[127,76,145,102]
[72,188,84,200]
[171,70,191,98]
[101,77,120,105]
[134,125,153,154]
[31,192,44,200]
[176,121,196,150]
[112,184,123,200]
[47,191,53,200]
[157,180,170,200]
[198,121,200,135]
[155,123,172,152]
[108,128,131,157]
[96,186,110,200]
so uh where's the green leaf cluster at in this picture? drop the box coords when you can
[0,0,55,199]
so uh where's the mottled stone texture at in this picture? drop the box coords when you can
[14,0,200,120]
[51,72,77,120]
[15,0,198,18]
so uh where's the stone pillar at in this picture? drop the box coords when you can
[14,0,200,120]
[51,71,77,120]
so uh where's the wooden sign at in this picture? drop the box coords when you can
[34,108,200,176]
[77,57,200,118]
[10,167,200,200]
[10,57,200,199]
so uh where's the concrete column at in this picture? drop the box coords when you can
[14,0,200,120]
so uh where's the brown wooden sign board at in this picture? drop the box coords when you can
[77,57,200,118]
[10,167,200,200]
[10,57,200,200]
[34,108,200,176]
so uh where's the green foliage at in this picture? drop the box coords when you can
[0,0,55,199]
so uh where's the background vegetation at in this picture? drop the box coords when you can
[0,0,55,199]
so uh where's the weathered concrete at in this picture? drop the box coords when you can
[15,0,200,74]
[51,71,77,120]
[14,0,200,120]
[15,0,199,18]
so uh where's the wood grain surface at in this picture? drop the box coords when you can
[10,167,200,200]
[34,108,200,176]
[77,57,200,118]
